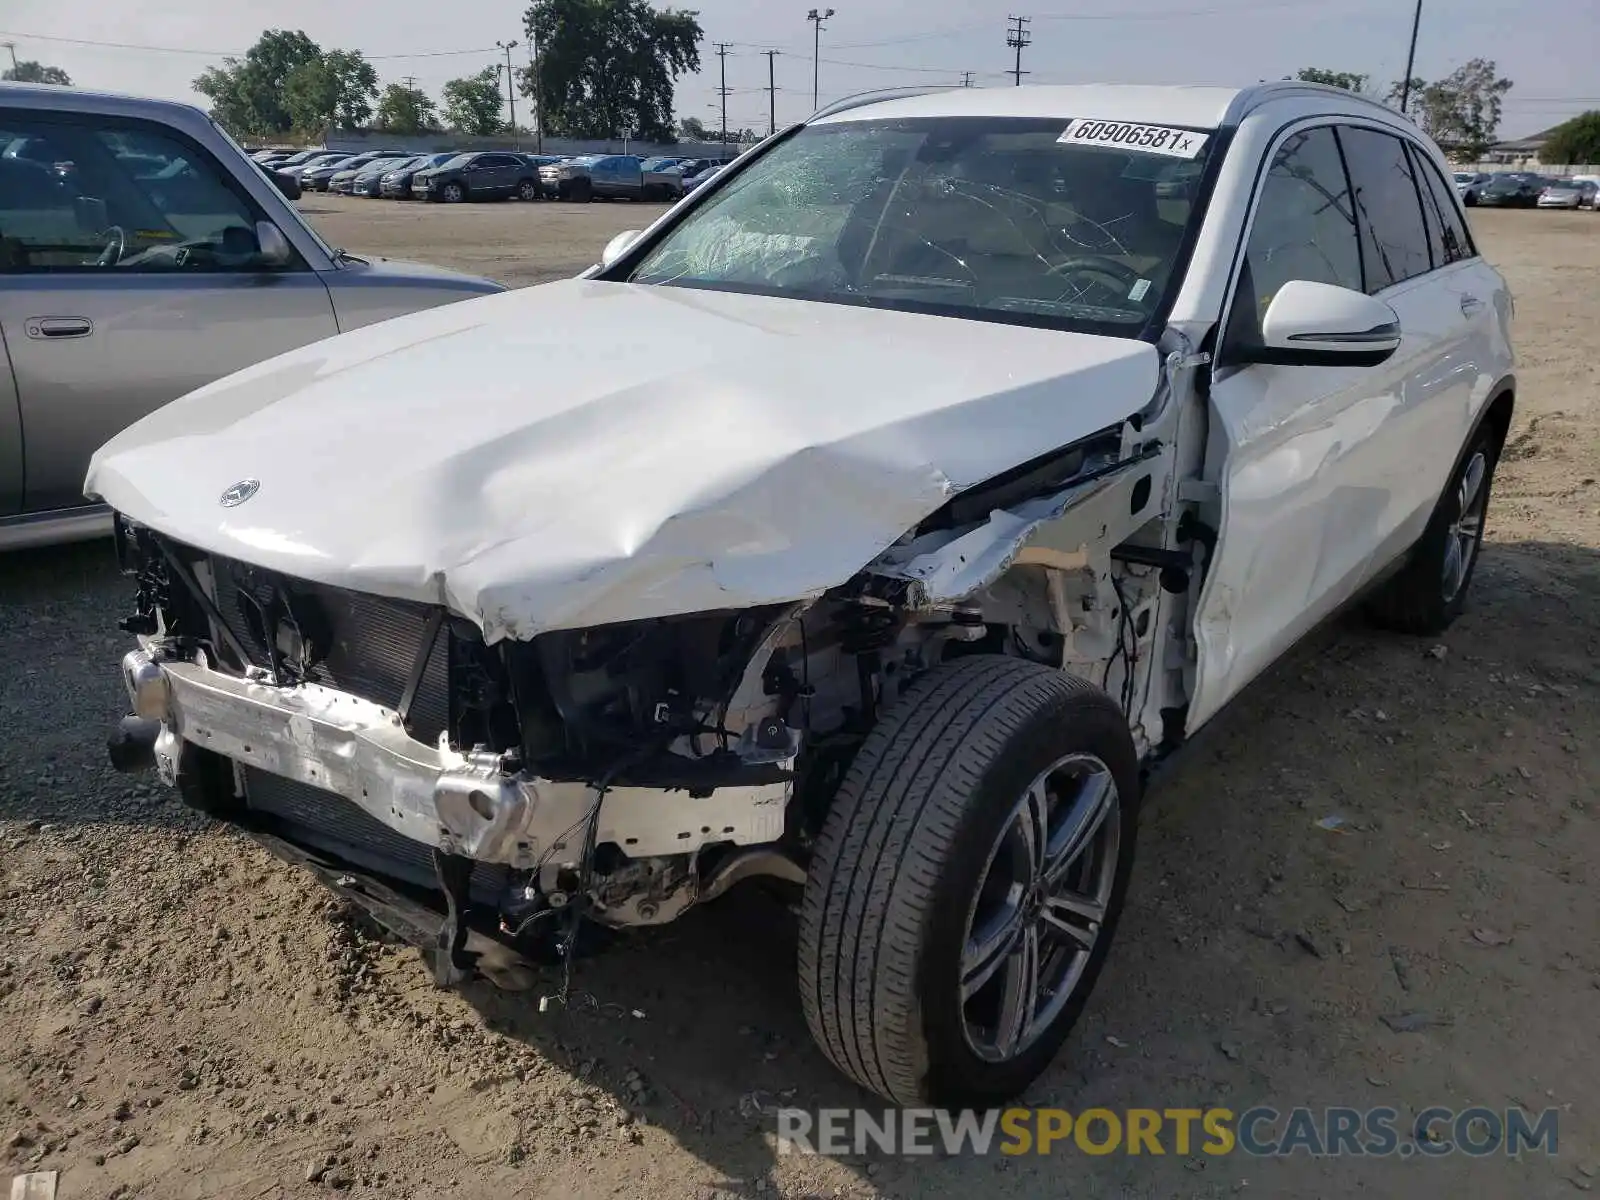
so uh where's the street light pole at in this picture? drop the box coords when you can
[807,8,834,112]
[1399,0,1423,115]
[496,39,520,148]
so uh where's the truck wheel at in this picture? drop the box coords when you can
[517,179,540,201]
[570,179,592,203]
[798,656,1140,1107]
[441,182,466,203]
[1366,421,1502,636]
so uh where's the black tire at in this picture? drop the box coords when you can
[441,181,466,204]
[798,656,1141,1107]
[1366,421,1502,635]
[516,179,540,201]
[570,178,592,203]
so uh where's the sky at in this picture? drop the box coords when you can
[2,0,1596,140]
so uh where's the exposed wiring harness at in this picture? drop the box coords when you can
[1104,574,1139,717]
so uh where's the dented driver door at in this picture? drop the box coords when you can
[1187,122,1458,731]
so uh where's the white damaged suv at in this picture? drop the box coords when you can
[90,82,1514,1107]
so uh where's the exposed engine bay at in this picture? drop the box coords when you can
[108,351,1215,985]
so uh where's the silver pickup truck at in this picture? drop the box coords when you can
[0,82,504,550]
[539,154,685,202]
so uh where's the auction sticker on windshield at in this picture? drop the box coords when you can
[1058,120,1209,159]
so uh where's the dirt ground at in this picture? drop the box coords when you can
[2,197,1597,1200]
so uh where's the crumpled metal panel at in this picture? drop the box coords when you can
[87,279,1157,641]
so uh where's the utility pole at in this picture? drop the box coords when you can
[1399,0,1423,115]
[2,42,18,73]
[764,49,780,136]
[807,8,835,111]
[496,40,520,147]
[960,70,975,88]
[1006,16,1031,87]
[715,42,732,155]
[401,75,417,89]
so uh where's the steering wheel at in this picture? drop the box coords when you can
[1043,254,1146,301]
[94,226,126,268]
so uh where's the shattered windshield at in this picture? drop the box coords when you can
[627,116,1216,335]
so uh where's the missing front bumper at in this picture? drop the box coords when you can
[117,646,789,868]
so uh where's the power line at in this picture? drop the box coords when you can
[1006,15,1032,87]
[0,29,499,61]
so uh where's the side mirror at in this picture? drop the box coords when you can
[1244,279,1402,368]
[601,229,642,268]
[255,221,293,267]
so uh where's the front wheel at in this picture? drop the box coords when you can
[517,179,540,201]
[1366,422,1502,635]
[798,656,1140,1107]
[441,182,466,204]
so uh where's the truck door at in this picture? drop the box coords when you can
[0,107,338,515]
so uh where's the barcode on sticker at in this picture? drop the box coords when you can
[1058,120,1210,160]
[1128,278,1152,302]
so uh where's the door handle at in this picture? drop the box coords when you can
[1459,295,1485,316]
[25,316,94,340]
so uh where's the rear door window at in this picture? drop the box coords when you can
[1407,144,1475,266]
[1336,126,1433,292]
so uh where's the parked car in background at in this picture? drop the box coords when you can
[89,81,1514,1109]
[0,82,504,550]
[1453,170,1491,206]
[379,152,458,198]
[541,154,684,201]
[1537,178,1598,209]
[680,162,725,193]
[413,151,542,202]
[330,156,406,195]
[350,157,409,197]
[275,151,348,180]
[1475,174,1542,207]
[303,152,406,193]
[269,148,329,170]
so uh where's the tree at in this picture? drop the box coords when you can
[1412,59,1513,158]
[442,66,506,135]
[322,50,379,127]
[1293,68,1369,94]
[2,60,72,86]
[375,84,439,134]
[518,0,702,142]
[1540,111,1600,165]
[283,50,378,131]
[678,115,709,141]
[194,29,324,136]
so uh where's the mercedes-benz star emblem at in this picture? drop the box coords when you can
[219,478,261,508]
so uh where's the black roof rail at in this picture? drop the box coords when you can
[808,85,961,122]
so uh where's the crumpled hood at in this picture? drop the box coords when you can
[86,279,1158,641]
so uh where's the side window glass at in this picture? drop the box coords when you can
[1225,125,1361,352]
[1336,127,1432,291]
[0,116,293,274]
[1411,147,1475,265]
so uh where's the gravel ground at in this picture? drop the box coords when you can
[2,199,1597,1200]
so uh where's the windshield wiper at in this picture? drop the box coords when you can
[333,247,370,266]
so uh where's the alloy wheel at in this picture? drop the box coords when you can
[1442,450,1488,602]
[959,753,1121,1063]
